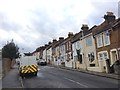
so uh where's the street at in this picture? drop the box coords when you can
[22,66,119,88]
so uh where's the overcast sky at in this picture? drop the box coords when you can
[0,0,119,53]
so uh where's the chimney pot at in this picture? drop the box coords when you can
[53,39,57,43]
[81,24,89,31]
[59,37,64,40]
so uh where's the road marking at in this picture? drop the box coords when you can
[19,77,24,88]
[64,77,88,88]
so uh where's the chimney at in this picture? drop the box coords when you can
[53,39,57,43]
[81,24,89,31]
[48,42,52,45]
[104,12,115,23]
[45,44,48,47]
[59,37,64,41]
[68,32,73,37]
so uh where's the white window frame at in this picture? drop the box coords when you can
[98,51,109,61]
[96,34,103,48]
[86,36,92,46]
[103,32,110,46]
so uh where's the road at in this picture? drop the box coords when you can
[22,66,119,88]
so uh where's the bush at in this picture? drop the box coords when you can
[2,40,20,60]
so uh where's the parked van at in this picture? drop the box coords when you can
[19,56,38,78]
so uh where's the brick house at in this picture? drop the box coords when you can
[51,39,57,65]
[64,32,74,68]
[46,42,52,64]
[111,18,120,61]
[92,12,117,72]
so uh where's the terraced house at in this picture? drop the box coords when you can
[64,32,74,68]
[33,11,120,74]
[71,31,82,69]
[92,12,119,73]
[46,42,52,64]
[80,24,99,71]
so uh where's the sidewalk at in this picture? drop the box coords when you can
[49,65,120,80]
[2,64,22,88]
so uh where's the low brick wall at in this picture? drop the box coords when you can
[2,58,16,76]
[2,58,12,76]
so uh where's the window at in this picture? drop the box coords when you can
[98,51,108,61]
[97,34,103,48]
[103,52,108,60]
[103,32,110,46]
[69,41,71,50]
[66,42,69,50]
[88,52,95,62]
[98,53,103,60]
[86,36,92,46]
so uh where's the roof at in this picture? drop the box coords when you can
[92,21,115,36]
[112,18,120,29]
[71,31,82,43]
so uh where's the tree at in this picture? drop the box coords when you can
[2,40,20,60]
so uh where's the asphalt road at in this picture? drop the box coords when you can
[22,66,119,88]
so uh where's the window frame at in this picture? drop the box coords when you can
[96,34,103,48]
[98,51,109,61]
[103,32,110,46]
[86,36,92,46]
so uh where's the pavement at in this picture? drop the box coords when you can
[2,64,23,89]
[48,65,120,80]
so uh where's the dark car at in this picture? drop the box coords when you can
[37,59,47,66]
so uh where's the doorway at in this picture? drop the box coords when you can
[110,50,118,65]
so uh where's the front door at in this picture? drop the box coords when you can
[111,51,117,65]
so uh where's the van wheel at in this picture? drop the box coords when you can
[34,72,37,76]
[21,76,24,79]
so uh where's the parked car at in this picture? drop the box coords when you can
[37,59,47,66]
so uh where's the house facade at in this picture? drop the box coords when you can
[51,39,58,65]
[111,18,120,62]
[46,42,52,64]
[93,12,117,72]
[59,42,66,66]
[71,31,82,69]
[43,44,49,62]
[81,25,99,71]
[64,32,74,68]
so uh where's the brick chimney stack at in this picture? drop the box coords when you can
[81,24,89,31]
[48,42,52,45]
[104,12,115,23]
[53,39,57,43]
[59,37,64,41]
[68,32,73,37]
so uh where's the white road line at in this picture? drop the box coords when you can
[19,77,24,88]
[64,77,88,88]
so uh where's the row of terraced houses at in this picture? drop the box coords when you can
[32,12,120,73]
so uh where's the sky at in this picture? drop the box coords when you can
[0,0,119,53]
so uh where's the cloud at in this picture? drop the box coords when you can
[0,0,119,52]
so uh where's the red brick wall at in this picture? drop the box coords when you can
[3,58,12,75]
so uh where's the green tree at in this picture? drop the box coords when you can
[2,40,20,60]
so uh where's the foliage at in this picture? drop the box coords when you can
[2,40,20,60]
